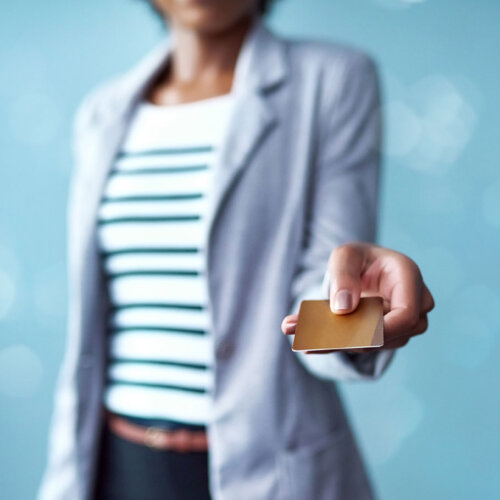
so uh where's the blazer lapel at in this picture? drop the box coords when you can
[206,91,276,243]
[205,20,288,247]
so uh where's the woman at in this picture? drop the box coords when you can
[39,1,434,499]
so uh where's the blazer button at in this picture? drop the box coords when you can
[217,340,234,360]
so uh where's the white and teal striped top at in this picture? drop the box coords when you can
[96,93,235,429]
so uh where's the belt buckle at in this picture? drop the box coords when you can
[144,426,164,449]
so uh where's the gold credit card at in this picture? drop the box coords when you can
[292,297,384,352]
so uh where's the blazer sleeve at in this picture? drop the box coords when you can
[285,52,396,382]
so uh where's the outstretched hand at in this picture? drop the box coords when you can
[281,243,434,354]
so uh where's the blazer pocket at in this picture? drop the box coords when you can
[277,427,351,500]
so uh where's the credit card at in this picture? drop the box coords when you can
[292,296,384,352]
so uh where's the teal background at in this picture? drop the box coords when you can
[1,0,499,498]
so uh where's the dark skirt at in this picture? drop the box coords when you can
[93,420,212,500]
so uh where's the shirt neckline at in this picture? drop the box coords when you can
[139,92,234,111]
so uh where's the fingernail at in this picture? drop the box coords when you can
[332,289,352,312]
[285,321,297,334]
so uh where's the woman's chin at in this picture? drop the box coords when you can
[158,0,256,35]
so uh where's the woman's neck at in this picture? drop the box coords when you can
[149,14,256,105]
[170,15,255,85]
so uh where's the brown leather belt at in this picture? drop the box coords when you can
[107,413,209,453]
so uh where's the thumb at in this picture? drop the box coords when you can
[328,244,364,315]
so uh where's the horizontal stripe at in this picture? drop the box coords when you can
[110,307,210,332]
[98,215,201,225]
[102,194,204,203]
[104,171,212,197]
[101,247,200,256]
[111,326,206,336]
[111,303,204,311]
[109,380,207,394]
[110,358,208,370]
[117,146,214,158]
[104,385,210,425]
[108,361,212,387]
[98,199,207,219]
[103,253,203,274]
[110,331,213,365]
[110,165,208,175]
[113,152,215,170]
[98,222,204,250]
[108,274,207,305]
[108,270,200,278]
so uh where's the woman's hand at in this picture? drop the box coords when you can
[281,243,435,354]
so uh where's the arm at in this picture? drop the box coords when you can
[282,53,434,381]
[283,52,393,382]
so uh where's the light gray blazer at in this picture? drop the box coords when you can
[39,19,395,500]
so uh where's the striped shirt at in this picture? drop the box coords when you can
[96,93,235,428]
